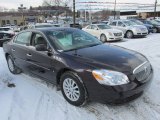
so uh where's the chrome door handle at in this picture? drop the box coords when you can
[26,53,32,57]
[11,49,15,52]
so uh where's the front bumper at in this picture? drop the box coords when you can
[148,28,154,33]
[108,36,123,41]
[133,29,148,36]
[81,70,153,104]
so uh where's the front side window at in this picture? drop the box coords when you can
[14,32,31,45]
[91,25,98,30]
[86,25,91,29]
[31,33,47,47]
[109,22,117,26]
[118,21,124,26]
[46,29,102,51]
[123,21,136,26]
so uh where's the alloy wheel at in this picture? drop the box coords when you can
[100,34,107,42]
[126,31,133,38]
[63,78,80,101]
[8,57,15,72]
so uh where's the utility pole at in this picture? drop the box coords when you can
[18,4,26,26]
[114,0,117,20]
[73,0,76,27]
[154,0,157,19]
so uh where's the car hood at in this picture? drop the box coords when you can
[101,29,122,33]
[132,25,147,29]
[144,24,153,27]
[64,44,147,74]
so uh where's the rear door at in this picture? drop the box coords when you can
[11,31,32,70]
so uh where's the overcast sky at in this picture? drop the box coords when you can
[0,0,157,9]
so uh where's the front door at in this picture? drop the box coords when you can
[26,32,56,83]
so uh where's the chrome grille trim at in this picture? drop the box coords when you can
[114,33,122,36]
[133,61,151,81]
[133,61,148,74]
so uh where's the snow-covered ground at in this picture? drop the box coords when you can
[0,33,160,120]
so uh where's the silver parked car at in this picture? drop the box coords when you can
[83,24,124,42]
[108,20,148,38]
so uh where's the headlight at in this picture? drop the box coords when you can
[108,32,113,36]
[135,28,141,31]
[92,69,129,86]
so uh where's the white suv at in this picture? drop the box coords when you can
[108,20,148,38]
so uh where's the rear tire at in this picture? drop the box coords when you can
[100,34,107,42]
[7,55,21,74]
[126,31,134,38]
[60,71,87,106]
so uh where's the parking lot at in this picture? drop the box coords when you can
[0,33,160,120]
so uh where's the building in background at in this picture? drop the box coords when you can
[137,5,160,19]
[0,6,72,26]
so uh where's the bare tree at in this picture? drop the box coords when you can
[42,0,71,23]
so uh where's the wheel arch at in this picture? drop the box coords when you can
[125,30,133,37]
[56,68,76,85]
[5,53,10,59]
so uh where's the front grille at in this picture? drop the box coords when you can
[142,33,148,35]
[141,28,146,31]
[114,33,122,36]
[133,62,151,81]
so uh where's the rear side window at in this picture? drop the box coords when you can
[14,32,32,45]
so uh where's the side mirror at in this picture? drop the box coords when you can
[35,44,48,51]
[122,24,126,27]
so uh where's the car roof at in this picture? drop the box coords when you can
[89,24,108,26]
[20,27,79,33]
[112,19,130,22]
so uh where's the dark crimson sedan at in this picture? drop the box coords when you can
[3,28,153,106]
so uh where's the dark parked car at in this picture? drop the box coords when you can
[0,32,14,47]
[130,19,153,33]
[70,23,82,29]
[3,28,153,106]
[139,19,160,33]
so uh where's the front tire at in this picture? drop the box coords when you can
[153,28,158,33]
[126,31,134,38]
[100,34,107,42]
[7,55,21,74]
[60,71,87,106]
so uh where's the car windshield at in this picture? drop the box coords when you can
[131,20,143,25]
[46,29,102,51]
[123,21,137,26]
[150,20,160,25]
[97,25,111,29]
